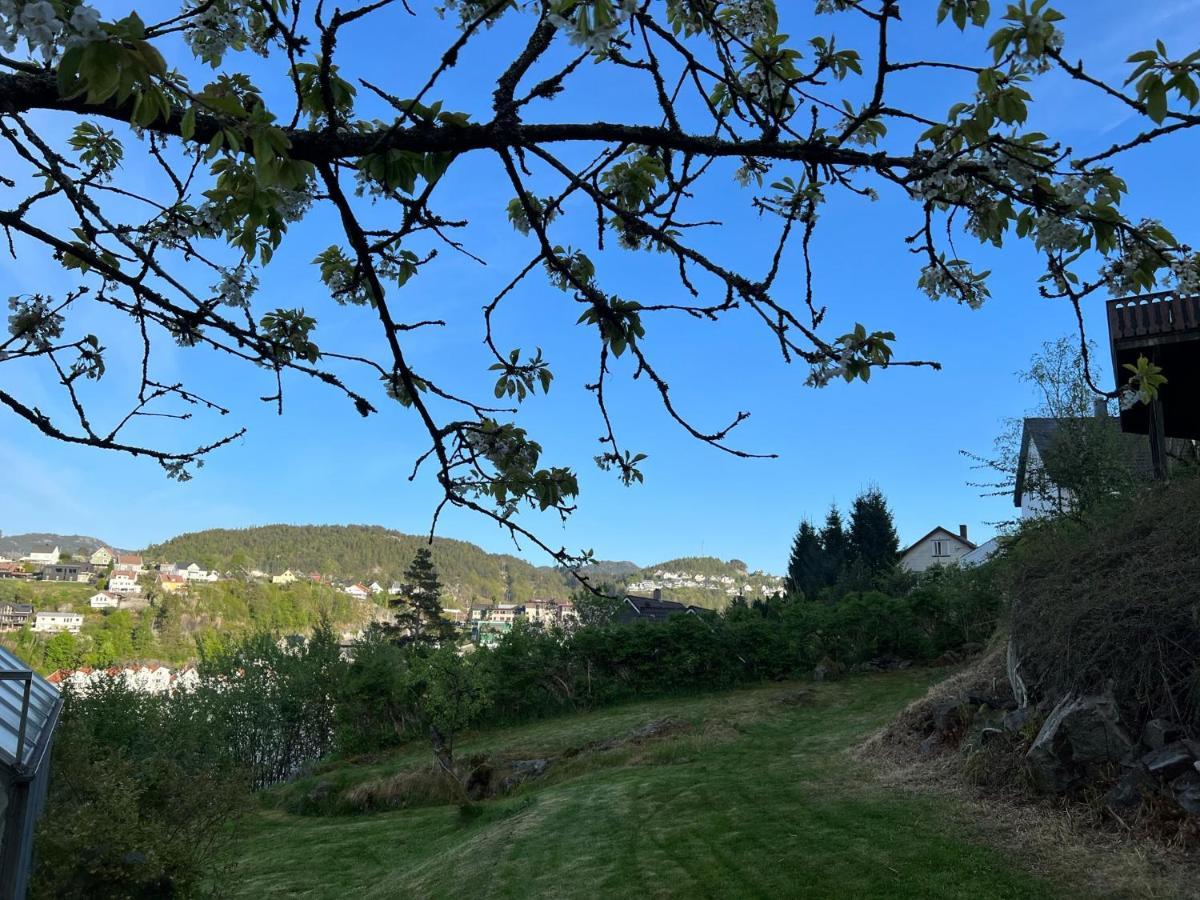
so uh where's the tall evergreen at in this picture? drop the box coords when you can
[785,520,825,600]
[391,549,456,645]
[819,504,847,586]
[847,488,900,576]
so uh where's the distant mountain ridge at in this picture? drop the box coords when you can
[0,533,115,558]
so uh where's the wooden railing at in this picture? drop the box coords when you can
[1107,293,1200,341]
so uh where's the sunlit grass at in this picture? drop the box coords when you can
[221,672,1070,899]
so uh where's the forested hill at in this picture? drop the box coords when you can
[142,525,572,605]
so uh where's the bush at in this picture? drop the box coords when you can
[32,681,251,899]
[1001,472,1200,734]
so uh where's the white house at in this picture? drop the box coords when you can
[344,583,370,600]
[368,581,384,595]
[89,546,115,567]
[114,553,144,574]
[89,591,121,609]
[271,569,298,585]
[960,537,1002,567]
[32,611,83,634]
[899,525,977,573]
[23,545,59,565]
[108,571,141,594]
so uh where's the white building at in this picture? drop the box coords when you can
[108,571,141,594]
[344,583,370,600]
[271,569,298,585]
[32,611,83,634]
[23,546,59,565]
[88,591,121,609]
[899,525,977,573]
[89,546,115,567]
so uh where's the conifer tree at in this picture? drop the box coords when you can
[785,520,825,600]
[391,549,456,646]
[847,488,901,576]
[819,505,848,587]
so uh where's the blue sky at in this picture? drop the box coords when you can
[2,1,1198,571]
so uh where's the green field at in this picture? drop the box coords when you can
[219,672,1076,899]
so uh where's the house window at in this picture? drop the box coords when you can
[932,540,948,557]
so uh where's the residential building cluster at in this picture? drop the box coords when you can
[468,599,578,647]
[46,663,201,695]
[627,569,786,599]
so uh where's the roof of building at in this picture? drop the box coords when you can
[0,645,61,772]
[619,594,692,623]
[900,526,976,558]
[0,603,33,614]
[117,553,143,564]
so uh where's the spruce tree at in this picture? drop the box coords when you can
[785,520,825,600]
[391,549,456,646]
[847,488,901,577]
[819,505,848,587]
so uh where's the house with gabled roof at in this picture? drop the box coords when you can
[616,590,705,624]
[899,525,977,573]
[344,583,370,600]
[114,553,144,574]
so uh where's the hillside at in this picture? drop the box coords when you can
[143,525,572,606]
[218,673,1104,899]
[0,532,115,557]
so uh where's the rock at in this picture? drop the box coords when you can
[964,691,1006,710]
[961,707,1008,753]
[1170,770,1200,794]
[1177,788,1200,815]
[1003,706,1033,734]
[932,700,965,736]
[1026,692,1133,794]
[1007,638,1029,709]
[918,734,942,756]
[1142,742,1196,780]
[1141,719,1185,751]
[1105,766,1156,813]
[627,717,683,742]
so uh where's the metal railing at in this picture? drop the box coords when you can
[0,670,33,768]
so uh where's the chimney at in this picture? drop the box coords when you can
[652,588,662,601]
[1094,397,1108,418]
[959,524,969,542]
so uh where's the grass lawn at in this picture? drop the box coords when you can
[220,671,1073,899]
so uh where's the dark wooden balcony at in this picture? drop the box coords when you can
[1107,292,1200,441]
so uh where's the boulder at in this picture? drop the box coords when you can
[1026,692,1133,794]
[1141,718,1185,751]
[1141,742,1196,780]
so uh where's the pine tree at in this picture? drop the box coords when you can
[847,488,900,576]
[785,520,825,600]
[819,504,847,586]
[391,549,456,645]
